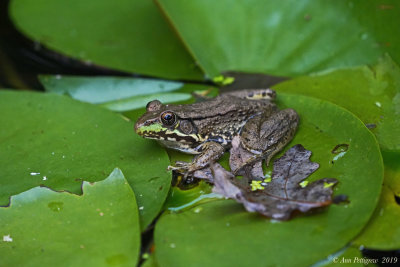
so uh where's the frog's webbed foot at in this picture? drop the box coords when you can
[168,141,225,178]
[240,108,299,166]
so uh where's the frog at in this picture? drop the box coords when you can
[134,89,299,177]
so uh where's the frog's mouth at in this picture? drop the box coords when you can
[157,139,200,154]
[134,122,163,136]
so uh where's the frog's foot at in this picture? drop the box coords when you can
[168,161,206,179]
[168,142,225,179]
[230,135,264,180]
[231,154,261,175]
[167,161,191,173]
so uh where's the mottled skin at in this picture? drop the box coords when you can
[134,89,299,175]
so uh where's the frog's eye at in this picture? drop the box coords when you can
[161,111,176,126]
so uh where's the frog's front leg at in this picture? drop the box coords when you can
[239,108,299,169]
[168,141,225,174]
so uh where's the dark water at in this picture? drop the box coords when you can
[0,0,129,90]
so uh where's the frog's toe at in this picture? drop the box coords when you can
[168,161,191,172]
[175,161,190,168]
[167,165,177,171]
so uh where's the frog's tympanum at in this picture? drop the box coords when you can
[134,89,299,176]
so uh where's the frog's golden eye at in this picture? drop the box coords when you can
[161,111,176,126]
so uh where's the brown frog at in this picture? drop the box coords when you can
[134,89,299,175]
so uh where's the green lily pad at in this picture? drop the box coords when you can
[353,152,400,250]
[157,0,400,78]
[39,75,214,112]
[9,0,203,80]
[154,94,383,266]
[0,90,171,230]
[0,168,140,266]
[274,55,400,152]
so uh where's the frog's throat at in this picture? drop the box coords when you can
[137,124,203,143]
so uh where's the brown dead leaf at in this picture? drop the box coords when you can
[212,144,338,220]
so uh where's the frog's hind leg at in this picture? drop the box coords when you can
[240,108,299,168]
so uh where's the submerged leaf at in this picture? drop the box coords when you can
[212,145,338,220]
[40,75,185,104]
[39,75,213,112]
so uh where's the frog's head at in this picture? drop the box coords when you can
[134,100,167,138]
[134,100,201,150]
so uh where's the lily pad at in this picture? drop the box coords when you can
[0,90,171,229]
[0,168,140,266]
[39,75,214,112]
[9,0,203,80]
[157,0,400,79]
[353,152,400,250]
[154,94,383,266]
[273,55,400,152]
